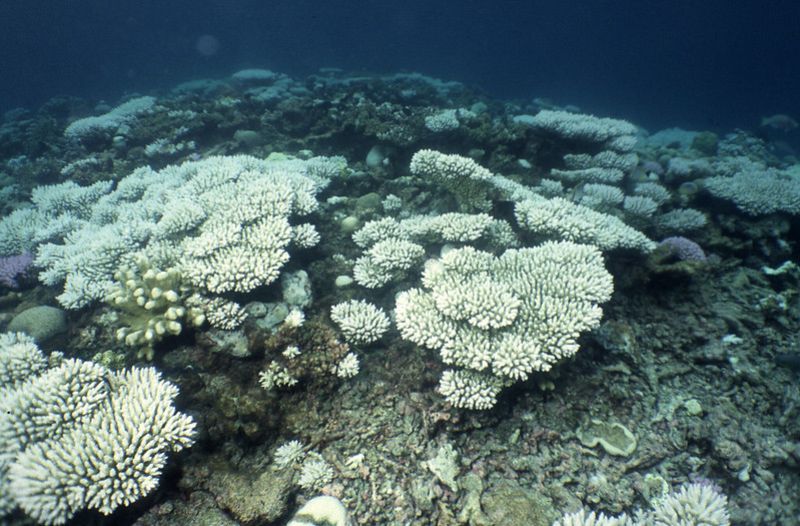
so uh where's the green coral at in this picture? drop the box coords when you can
[107,256,205,360]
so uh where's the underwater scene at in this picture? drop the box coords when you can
[1,2,799,525]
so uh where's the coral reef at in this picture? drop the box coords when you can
[0,67,798,525]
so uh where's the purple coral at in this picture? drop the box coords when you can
[0,252,34,289]
[641,160,664,175]
[658,237,706,262]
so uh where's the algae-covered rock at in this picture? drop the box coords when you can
[691,131,719,156]
[641,473,670,504]
[135,491,239,526]
[481,480,557,526]
[7,305,67,343]
[458,472,490,525]
[577,419,638,456]
[425,442,460,491]
[355,192,382,215]
[200,328,251,358]
[209,467,293,525]
[684,398,703,416]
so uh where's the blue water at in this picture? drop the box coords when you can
[1,0,799,134]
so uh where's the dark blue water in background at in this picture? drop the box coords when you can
[2,0,799,136]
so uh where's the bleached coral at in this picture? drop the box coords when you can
[353,217,405,248]
[0,334,195,525]
[410,149,493,211]
[437,370,507,411]
[279,346,300,360]
[407,212,516,246]
[64,96,157,140]
[633,182,671,205]
[704,168,800,215]
[623,196,659,218]
[144,137,196,158]
[526,110,638,152]
[666,157,713,180]
[274,440,305,467]
[10,154,346,324]
[538,178,566,197]
[382,194,404,213]
[551,150,638,189]
[291,223,321,248]
[352,212,519,288]
[553,510,633,526]
[655,208,707,234]
[395,242,613,409]
[334,352,360,378]
[552,482,729,526]
[645,482,729,525]
[564,151,639,172]
[488,172,542,202]
[232,68,281,83]
[108,257,205,360]
[31,180,113,217]
[298,455,335,491]
[60,156,102,177]
[330,300,390,345]
[176,158,323,295]
[259,362,298,391]
[414,154,652,251]
[39,221,153,308]
[424,109,461,132]
[580,184,625,209]
[283,309,306,328]
[515,197,656,252]
[187,295,245,330]
[0,208,64,257]
[0,333,47,387]
[551,167,625,184]
[353,238,425,288]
